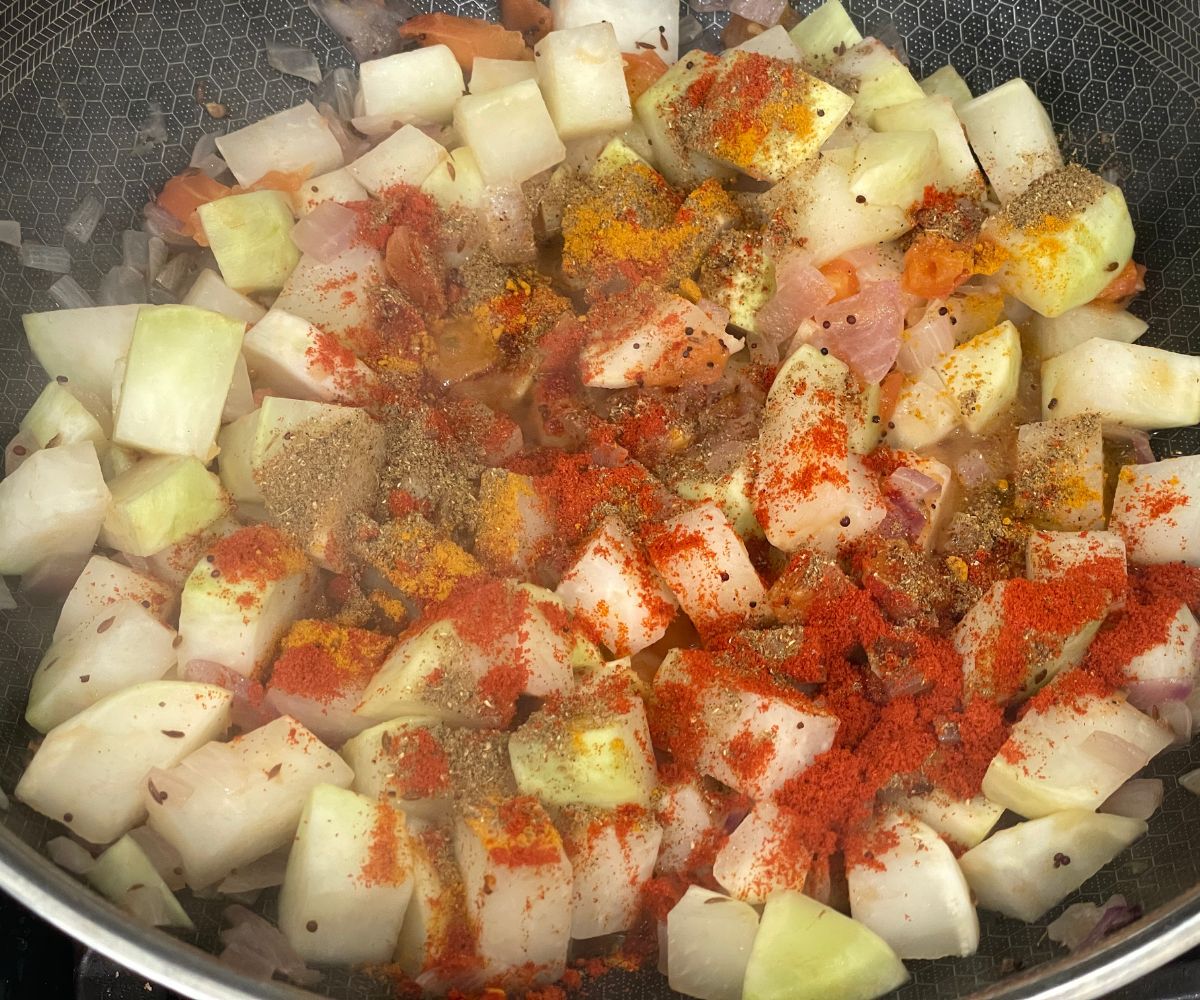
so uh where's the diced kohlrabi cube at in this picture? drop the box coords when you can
[557,516,678,655]
[112,305,244,460]
[177,527,316,679]
[887,372,962,450]
[550,0,679,62]
[180,268,267,325]
[22,304,139,404]
[1040,338,1200,429]
[15,680,231,845]
[742,889,908,1000]
[845,129,940,210]
[1110,457,1200,565]
[0,441,109,575]
[667,886,760,1000]
[1124,601,1200,688]
[88,834,193,929]
[920,65,973,109]
[871,96,984,194]
[654,774,721,873]
[559,804,662,938]
[455,80,566,187]
[470,58,537,94]
[536,23,632,141]
[646,501,767,638]
[275,246,384,347]
[141,515,239,590]
[453,796,572,985]
[507,582,591,697]
[348,123,449,196]
[1024,302,1147,360]
[982,686,1171,818]
[144,716,353,888]
[653,648,838,799]
[847,813,978,959]
[100,455,229,557]
[937,320,1021,432]
[713,801,811,904]
[474,468,553,576]
[1026,530,1128,589]
[297,167,369,216]
[97,442,139,482]
[215,101,344,187]
[27,600,178,733]
[222,354,255,425]
[832,37,925,122]
[197,191,300,295]
[242,308,375,403]
[753,346,886,553]
[420,146,486,213]
[734,25,803,61]
[674,452,764,541]
[20,381,107,449]
[54,554,176,641]
[958,810,1147,922]
[278,784,414,964]
[788,0,863,68]
[359,45,465,124]
[1014,414,1104,531]
[882,787,1003,850]
[958,79,1062,203]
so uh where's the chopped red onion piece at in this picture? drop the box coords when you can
[218,850,288,894]
[47,836,95,875]
[290,201,358,263]
[1125,678,1195,712]
[265,41,323,85]
[888,466,941,503]
[954,449,994,489]
[1181,768,1200,796]
[1104,424,1155,465]
[698,298,732,331]
[315,67,357,123]
[128,826,186,891]
[182,660,276,731]
[19,243,72,274]
[1100,778,1164,822]
[731,0,788,26]
[1077,897,1143,951]
[480,186,536,265]
[1082,731,1151,775]
[20,552,90,604]
[142,203,194,247]
[897,299,954,374]
[220,905,321,986]
[810,281,904,384]
[756,252,834,343]
[878,493,928,542]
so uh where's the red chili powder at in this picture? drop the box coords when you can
[210,525,307,587]
[361,803,405,886]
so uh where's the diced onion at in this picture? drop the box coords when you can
[19,553,90,603]
[1180,768,1200,796]
[954,449,993,489]
[128,825,186,891]
[0,576,16,613]
[218,851,288,894]
[220,905,321,986]
[1104,424,1156,465]
[730,0,788,26]
[290,201,358,263]
[1125,679,1195,713]
[265,41,323,85]
[480,186,536,265]
[888,466,940,503]
[897,300,954,374]
[1100,778,1163,821]
[47,836,95,875]
[1082,731,1151,775]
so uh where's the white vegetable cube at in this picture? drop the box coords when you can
[1041,338,1200,430]
[453,796,572,985]
[872,96,984,194]
[666,886,760,1000]
[958,810,1147,922]
[937,320,1022,433]
[0,441,109,575]
[982,686,1171,818]
[536,23,631,141]
[470,58,538,94]
[181,268,267,325]
[789,0,863,67]
[883,788,1003,850]
[734,25,803,61]
[550,0,679,62]
[674,453,764,541]
[278,785,414,964]
[222,356,256,425]
[420,146,486,213]
[1125,601,1200,688]
[958,79,1062,203]
[177,525,317,679]
[22,304,140,404]
[1024,302,1147,360]
[652,648,838,799]
[54,554,176,641]
[198,191,300,296]
[215,101,343,187]
[833,37,925,122]
[242,308,375,404]
[455,79,566,187]
[888,373,962,451]
[559,805,662,938]
[556,516,678,656]
[143,516,239,590]
[847,813,978,959]
[396,825,476,990]
[654,775,721,873]
[15,681,231,845]
[359,45,464,124]
[646,502,767,637]
[296,167,369,216]
[846,129,941,210]
[100,455,229,558]
[88,834,193,929]
[20,381,107,449]
[475,468,553,576]
[112,305,244,460]
[742,889,908,1000]
[920,64,973,109]
[985,169,1135,318]
[27,600,178,733]
[1110,456,1200,565]
[1026,530,1127,594]
[1015,414,1105,531]
[510,583,582,697]
[713,801,812,904]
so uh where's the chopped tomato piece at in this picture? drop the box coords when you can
[878,370,905,423]
[398,12,530,70]
[157,170,232,226]
[242,168,310,196]
[500,0,552,45]
[1093,260,1146,303]
[819,258,860,303]
[623,50,669,104]
[901,232,973,299]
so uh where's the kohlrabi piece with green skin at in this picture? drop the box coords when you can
[713,801,811,904]
[0,441,109,575]
[1015,413,1105,531]
[958,79,1061,203]
[222,354,255,425]
[180,268,267,326]
[847,813,979,959]
[1026,530,1128,588]
[920,64,973,109]
[348,124,449,196]
[420,147,486,213]
[242,308,375,404]
[22,304,140,404]
[397,825,476,992]
[887,372,963,450]
[1024,302,1147,360]
[468,57,537,94]
[753,345,886,553]
[98,443,140,483]
[456,80,566,188]
[697,230,771,334]
[551,0,680,62]
[882,788,1004,850]
[277,784,414,964]
[54,554,176,641]
[144,716,353,889]
[100,455,229,558]
[872,96,984,194]
[217,396,337,504]
[359,44,464,123]
[15,681,231,845]
[986,170,1136,317]
[88,834,193,929]
[112,305,244,460]
[733,25,803,61]
[20,381,108,449]
[832,37,925,121]
[654,774,721,874]
[340,717,442,811]
[1110,456,1200,565]
[27,600,178,733]
[1041,338,1200,429]
[674,452,764,541]
[958,810,1147,922]
[983,686,1171,818]
[536,23,632,141]
[667,886,760,1000]
[743,889,908,1000]
[938,320,1022,433]
[760,156,910,265]
[559,804,662,939]
[846,129,941,210]
[297,167,369,216]
[274,245,384,346]
[788,0,863,68]
[197,191,300,296]
[453,796,572,986]
[215,101,343,187]
[143,515,239,590]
